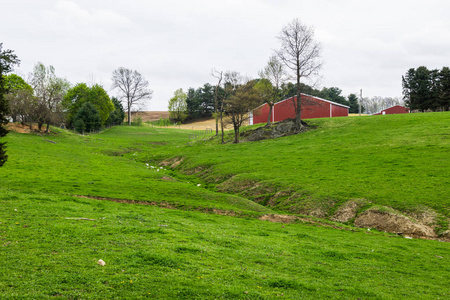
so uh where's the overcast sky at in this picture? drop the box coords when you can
[2,0,449,110]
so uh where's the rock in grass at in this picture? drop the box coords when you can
[98,259,106,266]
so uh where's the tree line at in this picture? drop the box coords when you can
[0,42,154,166]
[402,66,450,112]
[3,64,125,134]
[1,60,153,134]
[170,81,364,121]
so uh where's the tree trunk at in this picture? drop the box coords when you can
[127,102,131,126]
[295,69,302,130]
[233,126,239,144]
[46,122,50,133]
[215,115,218,136]
[267,104,273,125]
[220,111,224,144]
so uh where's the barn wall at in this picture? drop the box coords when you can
[253,104,271,124]
[332,104,349,117]
[301,95,331,119]
[374,105,410,115]
[251,94,349,125]
[274,98,296,121]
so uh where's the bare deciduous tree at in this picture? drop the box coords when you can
[361,96,405,115]
[211,69,223,136]
[258,56,287,125]
[258,55,287,93]
[111,67,153,125]
[276,18,322,128]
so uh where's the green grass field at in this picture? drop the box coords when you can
[1,112,449,299]
[140,112,450,221]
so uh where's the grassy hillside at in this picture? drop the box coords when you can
[146,113,450,220]
[1,191,449,299]
[0,112,449,298]
[1,126,272,216]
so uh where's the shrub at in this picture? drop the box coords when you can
[131,116,143,126]
[73,102,102,133]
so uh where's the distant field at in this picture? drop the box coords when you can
[131,111,170,122]
[0,112,449,298]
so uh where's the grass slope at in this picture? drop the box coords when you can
[1,126,272,216]
[0,113,449,298]
[146,113,450,219]
[1,190,449,299]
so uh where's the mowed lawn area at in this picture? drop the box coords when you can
[0,112,449,299]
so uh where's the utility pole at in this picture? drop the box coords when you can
[359,89,362,116]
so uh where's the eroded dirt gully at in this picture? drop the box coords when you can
[76,156,449,242]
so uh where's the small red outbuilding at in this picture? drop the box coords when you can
[373,105,410,115]
[249,94,349,125]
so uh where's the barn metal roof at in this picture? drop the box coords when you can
[251,93,350,111]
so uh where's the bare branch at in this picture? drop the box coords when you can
[111,67,153,125]
[275,18,322,128]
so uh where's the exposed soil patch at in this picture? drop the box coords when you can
[160,176,174,181]
[354,207,438,239]
[405,207,438,227]
[159,157,184,169]
[6,123,51,134]
[260,214,298,224]
[331,199,371,222]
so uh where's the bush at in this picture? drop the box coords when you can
[131,116,143,126]
[105,97,125,126]
[153,117,171,127]
[73,102,102,133]
[73,119,86,134]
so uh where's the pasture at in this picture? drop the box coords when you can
[1,112,449,299]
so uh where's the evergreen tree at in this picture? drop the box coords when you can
[185,83,216,120]
[402,66,447,112]
[106,97,125,126]
[348,93,361,113]
[0,44,20,167]
[72,102,101,133]
[439,67,450,111]
[320,87,350,106]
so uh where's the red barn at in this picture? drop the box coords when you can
[249,94,349,125]
[373,105,410,115]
